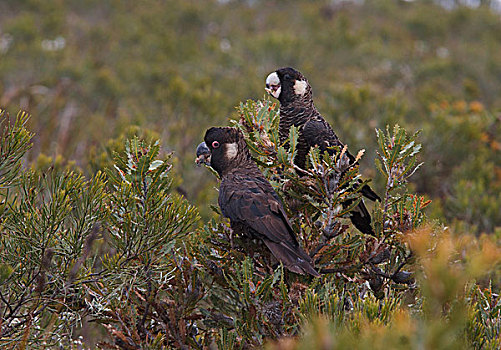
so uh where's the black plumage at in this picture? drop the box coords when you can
[265,67,380,236]
[196,127,319,276]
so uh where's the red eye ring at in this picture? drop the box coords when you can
[212,141,220,148]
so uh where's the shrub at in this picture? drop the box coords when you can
[0,106,499,349]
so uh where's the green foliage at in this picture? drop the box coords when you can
[0,111,106,347]
[266,228,501,350]
[1,0,501,347]
[85,137,201,348]
[467,283,501,349]
[375,124,425,233]
[420,109,501,233]
[105,138,191,261]
[0,109,33,189]
[0,111,202,348]
[0,105,499,348]
[1,0,501,233]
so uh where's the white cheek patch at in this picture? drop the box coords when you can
[293,80,308,95]
[225,142,238,159]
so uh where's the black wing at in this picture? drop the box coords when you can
[302,119,377,236]
[219,173,319,276]
[302,119,380,202]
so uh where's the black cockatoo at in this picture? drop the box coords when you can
[265,67,380,236]
[196,126,319,276]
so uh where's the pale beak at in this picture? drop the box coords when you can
[265,83,280,95]
[195,142,211,166]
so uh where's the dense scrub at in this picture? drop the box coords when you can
[1,0,501,231]
[1,0,501,348]
[0,106,499,348]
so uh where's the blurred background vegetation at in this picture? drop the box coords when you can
[1,0,501,232]
[1,0,501,348]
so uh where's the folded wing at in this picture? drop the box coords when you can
[219,175,319,276]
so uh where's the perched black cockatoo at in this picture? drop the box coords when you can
[196,126,319,276]
[265,67,380,236]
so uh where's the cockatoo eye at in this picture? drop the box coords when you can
[212,141,220,148]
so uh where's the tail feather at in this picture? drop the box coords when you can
[263,240,320,277]
[361,184,381,202]
[348,200,376,236]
